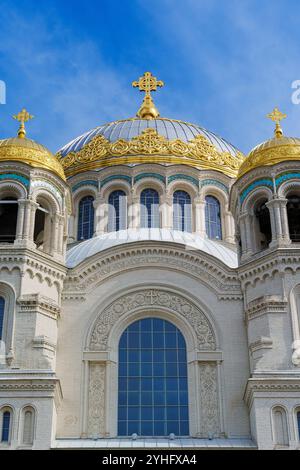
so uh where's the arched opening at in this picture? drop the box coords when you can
[273,407,289,447]
[140,189,160,228]
[34,201,51,252]
[108,190,127,232]
[297,410,300,440]
[77,195,94,240]
[173,190,192,232]
[254,198,272,251]
[205,195,222,240]
[0,197,18,243]
[1,408,12,443]
[22,407,35,446]
[118,318,189,437]
[287,194,300,242]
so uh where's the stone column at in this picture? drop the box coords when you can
[194,197,206,237]
[266,198,291,247]
[161,194,172,229]
[94,197,106,236]
[50,214,60,255]
[14,199,26,243]
[224,210,235,243]
[68,214,75,243]
[129,195,139,229]
[239,212,252,260]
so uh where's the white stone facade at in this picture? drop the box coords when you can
[0,157,300,451]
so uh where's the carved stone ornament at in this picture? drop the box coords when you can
[88,363,106,437]
[89,289,216,351]
[199,362,220,437]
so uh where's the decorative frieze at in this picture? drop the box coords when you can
[198,362,220,437]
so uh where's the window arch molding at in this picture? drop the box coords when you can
[0,405,14,444]
[0,282,15,358]
[293,405,300,441]
[278,180,300,199]
[271,404,289,447]
[242,187,273,214]
[0,181,27,200]
[83,286,221,439]
[20,405,36,446]
[134,179,165,199]
[168,181,197,199]
[100,181,131,200]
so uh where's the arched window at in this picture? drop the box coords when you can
[287,194,300,242]
[140,189,160,229]
[108,190,127,232]
[254,199,272,250]
[173,191,192,232]
[1,409,11,443]
[0,297,5,340]
[273,407,289,447]
[118,318,189,437]
[77,196,94,240]
[22,408,35,446]
[34,201,51,252]
[297,410,300,441]
[205,195,222,240]
[0,197,18,243]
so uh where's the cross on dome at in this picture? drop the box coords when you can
[13,108,34,139]
[132,71,164,120]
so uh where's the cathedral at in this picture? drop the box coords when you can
[0,72,300,450]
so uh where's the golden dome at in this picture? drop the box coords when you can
[0,108,66,181]
[238,107,300,178]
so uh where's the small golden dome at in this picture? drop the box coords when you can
[238,107,300,178]
[0,108,66,181]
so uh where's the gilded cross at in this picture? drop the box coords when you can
[266,107,286,138]
[13,108,34,138]
[132,71,164,97]
[132,72,164,119]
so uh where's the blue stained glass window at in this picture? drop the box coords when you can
[1,411,11,442]
[140,189,160,228]
[173,190,192,232]
[0,297,4,340]
[118,318,189,436]
[77,196,94,240]
[108,190,127,232]
[205,195,222,240]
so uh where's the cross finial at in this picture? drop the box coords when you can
[13,108,34,138]
[267,107,287,138]
[132,72,164,119]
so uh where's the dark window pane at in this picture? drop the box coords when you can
[118,318,189,436]
[205,195,222,240]
[77,196,94,240]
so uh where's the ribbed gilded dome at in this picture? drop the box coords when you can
[238,107,300,178]
[0,108,65,181]
[0,137,66,181]
[238,135,300,178]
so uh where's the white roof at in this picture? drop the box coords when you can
[66,229,238,269]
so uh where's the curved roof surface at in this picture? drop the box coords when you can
[66,228,238,269]
[58,118,240,157]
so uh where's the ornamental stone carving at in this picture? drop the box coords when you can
[89,289,216,351]
[199,362,220,437]
[88,363,106,437]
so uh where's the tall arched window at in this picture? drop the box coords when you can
[0,297,4,340]
[77,196,94,240]
[205,195,222,240]
[140,189,160,228]
[118,318,189,437]
[297,410,300,441]
[287,194,300,242]
[0,197,18,243]
[22,408,35,446]
[173,191,192,232]
[1,409,11,443]
[34,201,51,252]
[108,190,127,232]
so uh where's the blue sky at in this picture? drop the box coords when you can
[0,0,300,154]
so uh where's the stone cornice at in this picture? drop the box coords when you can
[238,248,300,286]
[17,294,61,320]
[244,377,300,407]
[245,295,288,322]
[63,244,242,301]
